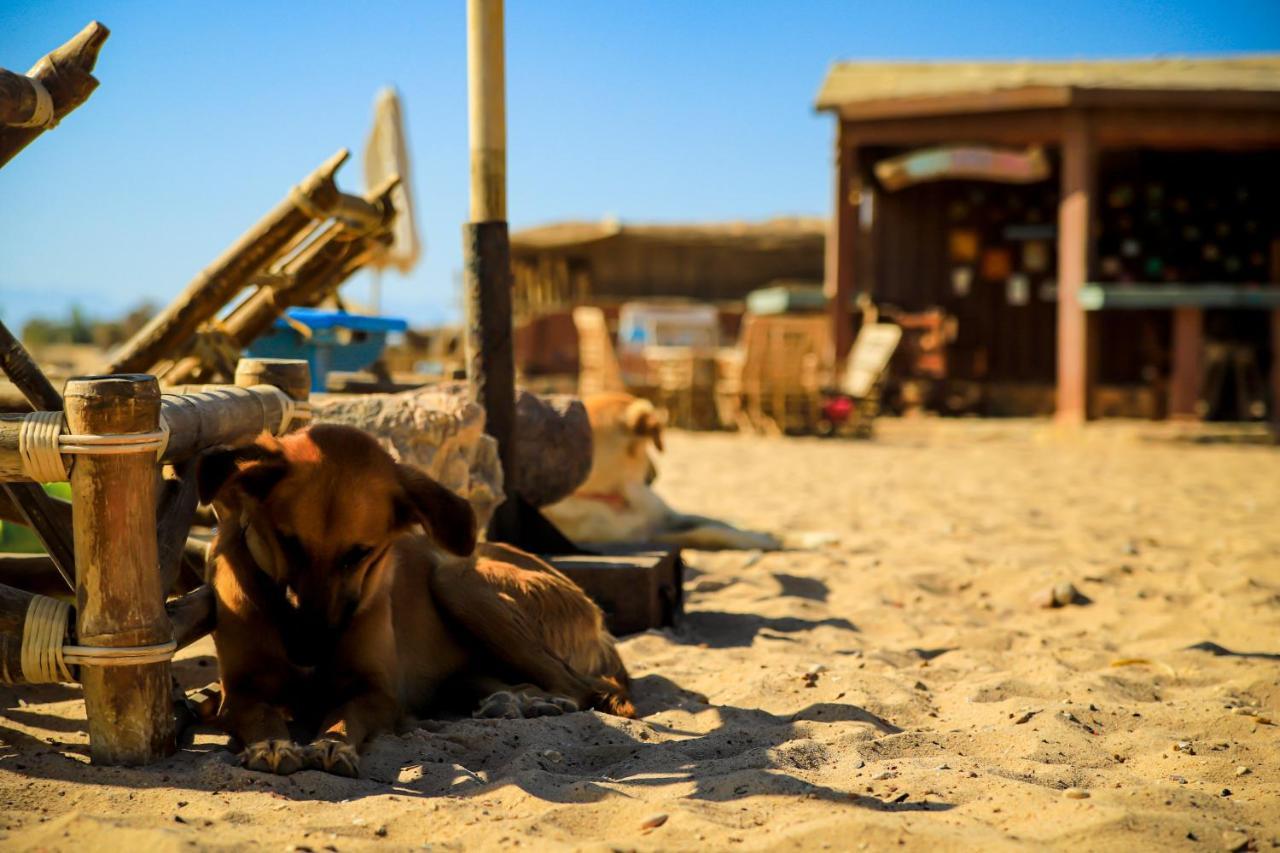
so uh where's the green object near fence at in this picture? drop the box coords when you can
[0,482,72,553]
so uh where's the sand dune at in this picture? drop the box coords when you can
[1,420,1277,851]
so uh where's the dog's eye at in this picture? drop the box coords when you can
[340,546,373,571]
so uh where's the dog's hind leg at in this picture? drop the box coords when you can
[463,676,580,719]
[429,560,634,717]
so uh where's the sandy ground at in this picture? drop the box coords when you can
[1,419,1278,851]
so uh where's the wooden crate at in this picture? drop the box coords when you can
[547,546,683,636]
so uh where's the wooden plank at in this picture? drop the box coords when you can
[548,546,683,636]
[1055,111,1097,424]
[65,375,174,765]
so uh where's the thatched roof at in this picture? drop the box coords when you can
[816,55,1280,113]
[511,217,826,253]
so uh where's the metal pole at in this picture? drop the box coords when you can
[464,0,517,529]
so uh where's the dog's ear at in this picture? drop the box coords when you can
[196,438,288,506]
[624,399,665,452]
[394,464,477,556]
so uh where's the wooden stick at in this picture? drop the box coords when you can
[0,320,75,589]
[167,585,215,652]
[156,461,200,595]
[103,149,351,376]
[65,375,174,764]
[0,21,109,169]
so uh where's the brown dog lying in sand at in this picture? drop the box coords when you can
[197,423,634,777]
[544,392,781,550]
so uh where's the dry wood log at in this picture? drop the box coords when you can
[160,178,399,386]
[0,320,75,588]
[103,149,353,376]
[65,375,175,764]
[0,21,109,168]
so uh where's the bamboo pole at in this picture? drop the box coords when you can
[103,149,352,376]
[465,0,518,538]
[0,383,302,480]
[468,0,506,223]
[0,579,213,683]
[158,178,400,386]
[65,375,174,764]
[0,22,109,169]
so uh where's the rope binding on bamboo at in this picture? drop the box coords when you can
[12,65,55,129]
[18,411,168,482]
[6,594,177,684]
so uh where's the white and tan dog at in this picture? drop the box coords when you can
[545,393,780,550]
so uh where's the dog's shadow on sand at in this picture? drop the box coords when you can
[0,670,951,816]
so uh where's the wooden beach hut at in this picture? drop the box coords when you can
[817,56,1280,421]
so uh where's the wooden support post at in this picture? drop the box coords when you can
[0,22,109,169]
[1056,112,1097,425]
[0,320,75,588]
[104,149,351,376]
[1169,306,1205,420]
[827,128,858,375]
[465,0,517,538]
[64,375,174,765]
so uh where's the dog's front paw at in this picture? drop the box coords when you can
[241,739,305,775]
[307,738,361,778]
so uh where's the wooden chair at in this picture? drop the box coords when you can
[573,306,625,396]
[649,346,696,429]
[832,322,902,437]
[735,314,832,434]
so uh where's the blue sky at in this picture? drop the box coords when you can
[2,1,1278,332]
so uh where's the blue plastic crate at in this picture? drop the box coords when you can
[246,308,408,391]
